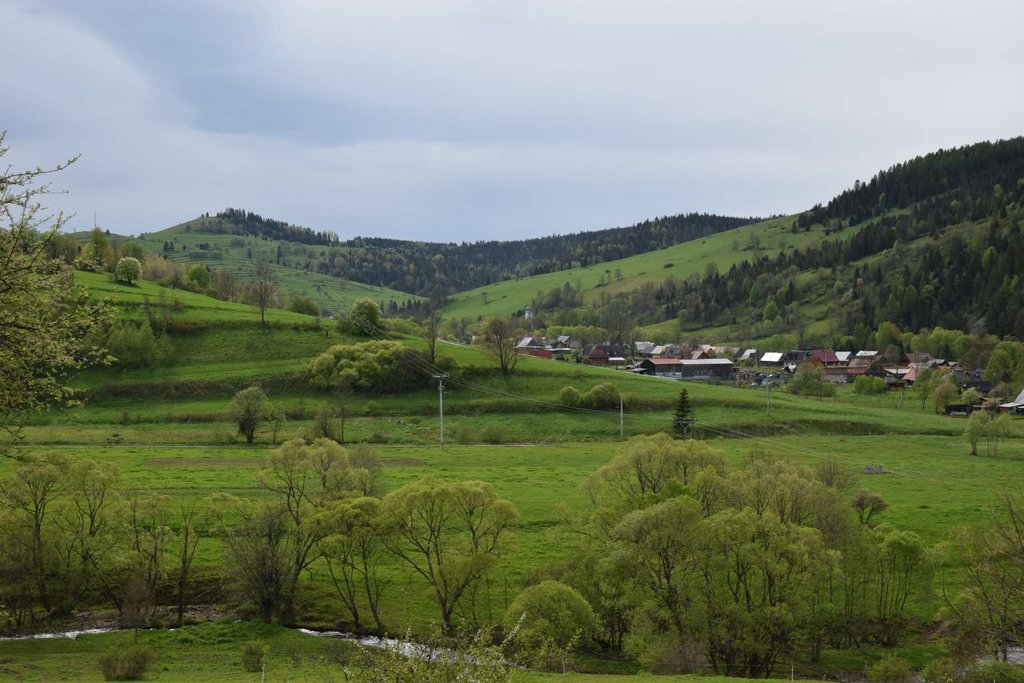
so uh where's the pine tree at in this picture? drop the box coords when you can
[673,388,694,438]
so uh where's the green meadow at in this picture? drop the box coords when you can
[3,274,1022,680]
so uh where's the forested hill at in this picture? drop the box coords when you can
[618,136,1024,344]
[167,209,757,296]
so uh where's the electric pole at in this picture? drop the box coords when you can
[766,379,772,417]
[433,374,447,448]
[314,283,323,328]
[619,392,624,440]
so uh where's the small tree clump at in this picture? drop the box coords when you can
[98,647,155,681]
[114,257,143,284]
[241,641,268,673]
[228,385,273,445]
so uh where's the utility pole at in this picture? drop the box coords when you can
[314,283,323,328]
[766,379,772,417]
[619,393,624,439]
[433,374,447,448]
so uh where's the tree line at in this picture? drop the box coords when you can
[186,209,756,296]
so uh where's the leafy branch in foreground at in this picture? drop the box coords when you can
[0,132,110,455]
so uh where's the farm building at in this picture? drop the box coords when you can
[641,358,735,380]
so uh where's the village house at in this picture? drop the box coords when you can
[760,351,784,366]
[516,336,551,359]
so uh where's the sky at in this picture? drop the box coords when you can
[2,0,1022,242]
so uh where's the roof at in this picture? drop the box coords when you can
[739,348,758,361]
[760,352,784,363]
[835,351,853,362]
[810,349,840,363]
[856,350,879,358]
[679,358,734,366]
[645,358,683,365]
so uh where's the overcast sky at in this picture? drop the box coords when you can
[2,0,1022,241]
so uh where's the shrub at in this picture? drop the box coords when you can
[963,660,1024,683]
[241,641,268,673]
[853,375,887,395]
[337,299,382,336]
[289,295,318,316]
[114,256,142,284]
[505,580,598,651]
[309,340,456,394]
[580,383,619,409]
[785,364,836,397]
[98,647,155,681]
[867,655,914,683]
[559,386,581,407]
[481,424,509,444]
[452,422,478,445]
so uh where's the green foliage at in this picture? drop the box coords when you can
[558,386,582,407]
[339,298,383,336]
[227,385,273,444]
[481,423,510,444]
[0,137,110,449]
[506,580,598,650]
[932,380,957,413]
[348,630,516,682]
[240,641,268,673]
[381,476,519,632]
[114,256,143,284]
[308,340,452,394]
[867,654,914,683]
[186,264,210,290]
[854,375,887,395]
[579,382,619,409]
[785,363,837,397]
[95,320,173,368]
[97,646,155,681]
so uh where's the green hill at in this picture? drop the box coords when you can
[452,137,1024,348]
[69,223,421,316]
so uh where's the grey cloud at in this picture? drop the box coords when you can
[1,0,1022,241]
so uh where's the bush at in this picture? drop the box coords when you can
[309,340,457,394]
[580,383,619,409]
[452,422,478,445]
[289,295,318,316]
[963,660,1024,683]
[785,364,836,397]
[337,299,382,336]
[853,375,887,395]
[481,424,509,444]
[505,580,598,651]
[868,655,914,683]
[98,647,155,681]
[559,386,581,407]
[241,641,268,673]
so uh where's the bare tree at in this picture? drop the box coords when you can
[249,260,277,324]
[174,501,203,627]
[482,317,519,376]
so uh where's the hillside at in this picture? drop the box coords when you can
[469,137,1024,346]
[149,208,757,298]
[69,225,422,316]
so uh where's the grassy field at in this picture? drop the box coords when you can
[5,275,1023,680]
[0,620,799,682]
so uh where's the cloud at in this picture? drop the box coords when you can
[1,0,1022,240]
